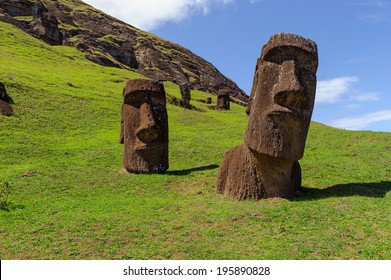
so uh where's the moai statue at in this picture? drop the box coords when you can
[120,79,169,174]
[179,83,191,109]
[206,97,212,104]
[216,33,318,199]
[216,90,230,110]
[0,82,14,116]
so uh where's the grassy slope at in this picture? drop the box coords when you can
[0,21,390,260]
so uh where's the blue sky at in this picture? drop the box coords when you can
[83,0,391,132]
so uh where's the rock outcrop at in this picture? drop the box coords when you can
[0,0,248,102]
[0,0,63,45]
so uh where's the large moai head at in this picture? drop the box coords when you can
[217,89,230,110]
[121,79,168,173]
[244,33,318,160]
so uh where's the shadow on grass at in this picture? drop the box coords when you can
[167,164,219,176]
[1,203,25,212]
[292,181,391,201]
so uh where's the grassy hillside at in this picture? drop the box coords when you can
[0,21,390,260]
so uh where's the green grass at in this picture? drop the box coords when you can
[0,21,390,260]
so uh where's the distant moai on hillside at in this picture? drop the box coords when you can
[0,82,14,116]
[120,79,169,174]
[179,83,191,109]
[216,90,230,110]
[216,33,318,200]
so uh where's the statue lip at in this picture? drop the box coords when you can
[134,142,164,151]
[268,105,304,120]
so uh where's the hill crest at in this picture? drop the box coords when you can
[0,0,248,102]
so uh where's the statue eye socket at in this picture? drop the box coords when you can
[263,46,318,72]
[124,94,144,108]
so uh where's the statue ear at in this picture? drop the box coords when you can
[120,105,124,144]
[246,98,252,116]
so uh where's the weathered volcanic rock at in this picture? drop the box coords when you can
[29,1,63,45]
[0,0,63,45]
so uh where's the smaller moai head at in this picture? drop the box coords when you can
[244,33,318,160]
[121,79,168,173]
[179,82,191,108]
[217,90,230,110]
[206,97,212,104]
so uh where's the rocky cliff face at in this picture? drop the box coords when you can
[0,0,248,102]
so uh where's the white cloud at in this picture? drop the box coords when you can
[346,56,376,64]
[331,110,391,130]
[355,92,381,101]
[359,13,389,23]
[345,104,363,110]
[316,76,382,104]
[356,0,387,7]
[316,76,358,104]
[83,0,234,30]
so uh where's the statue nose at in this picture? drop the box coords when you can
[136,103,160,142]
[279,60,303,92]
[273,60,306,108]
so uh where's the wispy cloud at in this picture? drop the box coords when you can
[83,0,235,30]
[355,92,381,101]
[346,56,376,64]
[359,13,389,23]
[316,76,359,104]
[316,76,381,105]
[345,104,363,110]
[331,110,391,130]
[355,0,387,7]
[354,0,389,23]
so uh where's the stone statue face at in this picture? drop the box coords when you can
[245,33,318,160]
[217,90,230,110]
[121,79,168,173]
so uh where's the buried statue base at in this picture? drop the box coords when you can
[216,144,301,200]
